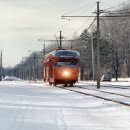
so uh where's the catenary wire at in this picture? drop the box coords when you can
[62,2,96,16]
[102,0,130,11]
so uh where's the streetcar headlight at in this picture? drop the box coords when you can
[63,71,69,76]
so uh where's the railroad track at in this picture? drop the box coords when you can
[80,82,130,90]
[57,85,130,107]
[76,86,130,98]
[99,85,130,90]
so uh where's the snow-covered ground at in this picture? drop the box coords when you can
[0,81,130,130]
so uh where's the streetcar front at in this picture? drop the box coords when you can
[53,51,80,86]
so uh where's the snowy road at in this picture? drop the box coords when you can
[0,81,130,130]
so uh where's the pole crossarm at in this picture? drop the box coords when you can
[38,39,74,45]
[62,15,130,19]
[62,16,96,18]
[38,39,73,43]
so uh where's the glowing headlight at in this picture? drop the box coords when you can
[63,71,69,76]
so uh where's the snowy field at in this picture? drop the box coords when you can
[0,81,130,130]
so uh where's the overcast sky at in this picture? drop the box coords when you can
[0,0,127,67]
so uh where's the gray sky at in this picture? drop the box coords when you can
[0,0,127,67]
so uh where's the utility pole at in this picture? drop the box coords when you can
[59,30,62,49]
[91,30,95,81]
[0,51,2,81]
[62,2,101,88]
[43,44,45,57]
[62,1,130,88]
[34,53,36,82]
[71,42,72,50]
[96,1,100,88]
[21,61,23,81]
[43,44,45,81]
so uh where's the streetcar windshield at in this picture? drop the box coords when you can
[54,50,79,58]
[55,59,78,67]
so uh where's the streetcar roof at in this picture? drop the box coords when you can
[50,50,80,58]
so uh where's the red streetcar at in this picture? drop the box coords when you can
[43,49,80,86]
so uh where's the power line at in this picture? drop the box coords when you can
[73,17,95,35]
[61,1,130,39]
[103,9,129,13]
[60,21,70,30]
[103,0,130,11]
[106,12,130,15]
[62,2,96,16]
[65,17,95,39]
[80,18,96,33]
[62,1,130,89]
[78,3,96,16]
[62,2,101,89]
[62,15,130,17]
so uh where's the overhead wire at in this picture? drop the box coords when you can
[62,2,96,16]
[75,17,96,35]
[84,18,96,32]
[60,2,97,39]
[103,9,129,13]
[99,1,130,20]
[51,1,130,42]
[78,3,96,16]
[102,0,130,11]
[65,17,96,39]
[60,21,70,31]
[66,0,129,39]
[103,8,130,15]
[63,4,96,21]
[53,2,96,39]
[60,1,130,40]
